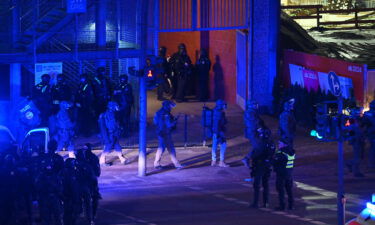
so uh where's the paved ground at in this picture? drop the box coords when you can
[73,94,375,225]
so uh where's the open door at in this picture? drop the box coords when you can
[236,30,247,110]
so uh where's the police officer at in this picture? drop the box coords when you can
[51,74,72,115]
[155,46,168,101]
[0,154,19,225]
[61,158,82,225]
[195,49,211,102]
[93,67,113,117]
[51,101,76,158]
[113,74,134,137]
[35,157,64,225]
[211,99,229,167]
[81,143,101,219]
[43,140,64,174]
[363,100,375,168]
[273,138,295,210]
[242,100,265,168]
[32,74,52,126]
[75,73,96,136]
[170,43,192,102]
[346,107,365,177]
[98,101,128,166]
[153,100,183,169]
[279,99,297,148]
[250,127,275,208]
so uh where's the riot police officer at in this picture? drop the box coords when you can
[363,100,375,168]
[153,100,183,169]
[211,99,229,167]
[279,99,297,148]
[32,74,52,126]
[61,158,82,225]
[35,157,64,225]
[250,127,275,208]
[170,43,192,102]
[75,73,95,136]
[242,100,265,168]
[155,46,168,101]
[98,101,128,166]
[50,101,76,158]
[51,74,72,115]
[196,49,211,102]
[273,138,295,210]
[113,74,134,137]
[93,67,113,117]
[346,107,365,177]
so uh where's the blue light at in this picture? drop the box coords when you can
[310,130,323,139]
[366,202,375,215]
[316,133,323,139]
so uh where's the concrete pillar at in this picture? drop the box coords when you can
[96,0,107,67]
[10,64,21,103]
[12,0,20,48]
[250,0,280,111]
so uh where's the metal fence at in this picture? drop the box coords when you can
[282,0,375,7]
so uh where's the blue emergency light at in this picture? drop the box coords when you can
[367,202,375,216]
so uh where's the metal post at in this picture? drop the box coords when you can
[337,96,345,225]
[74,14,78,61]
[12,0,20,48]
[192,0,197,30]
[184,114,188,149]
[96,0,107,67]
[248,0,254,100]
[138,76,147,177]
[137,0,148,177]
[115,0,120,59]
[154,0,159,55]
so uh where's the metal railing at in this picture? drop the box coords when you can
[282,4,375,29]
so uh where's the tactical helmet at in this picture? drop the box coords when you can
[162,100,176,110]
[119,74,128,83]
[215,99,227,110]
[41,74,51,79]
[159,46,167,56]
[178,43,186,50]
[97,67,105,74]
[107,101,120,111]
[60,101,72,110]
[283,98,295,111]
[246,100,258,110]
[257,127,271,139]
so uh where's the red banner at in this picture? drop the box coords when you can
[283,50,366,104]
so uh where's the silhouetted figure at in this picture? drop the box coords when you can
[196,49,211,101]
[213,55,225,100]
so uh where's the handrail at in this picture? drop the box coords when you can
[282,4,375,29]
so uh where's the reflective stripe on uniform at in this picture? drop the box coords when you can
[277,151,295,169]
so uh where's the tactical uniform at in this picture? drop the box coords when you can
[50,101,75,158]
[51,74,72,115]
[211,99,229,167]
[196,49,211,102]
[363,100,375,168]
[32,74,52,126]
[93,67,113,117]
[250,128,275,208]
[279,99,297,148]
[153,100,183,169]
[155,47,168,100]
[169,43,192,102]
[75,74,95,136]
[98,101,127,165]
[273,139,295,210]
[242,100,265,168]
[113,74,134,137]
[35,158,64,225]
[346,108,365,177]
